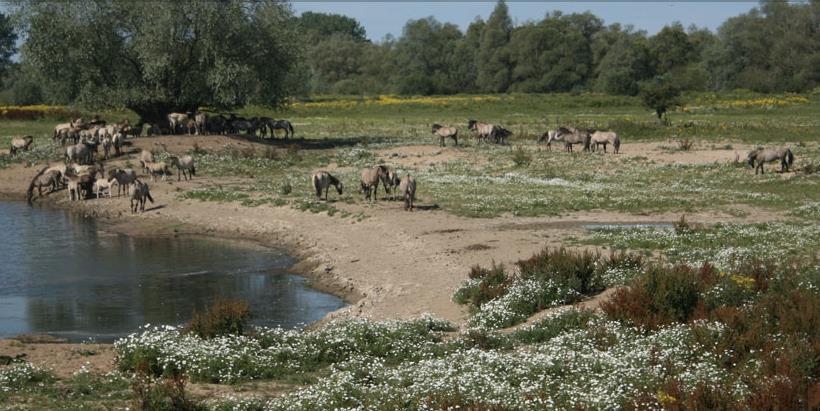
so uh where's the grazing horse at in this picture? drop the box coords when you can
[493,127,512,144]
[312,171,344,201]
[747,147,794,175]
[537,130,559,150]
[555,127,591,152]
[399,175,416,211]
[229,118,256,135]
[589,130,620,154]
[263,119,294,139]
[432,124,458,147]
[468,120,497,144]
[360,165,388,202]
[131,180,154,213]
[9,136,33,155]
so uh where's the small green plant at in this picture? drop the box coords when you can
[131,374,201,411]
[184,297,251,339]
[510,146,532,167]
[452,263,510,308]
[278,180,293,195]
[677,137,694,151]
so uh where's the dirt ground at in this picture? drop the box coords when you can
[0,137,790,379]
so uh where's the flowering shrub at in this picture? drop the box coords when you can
[457,247,642,329]
[0,363,54,396]
[114,316,455,383]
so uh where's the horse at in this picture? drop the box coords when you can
[9,136,34,155]
[399,175,416,211]
[108,168,137,196]
[747,147,794,175]
[167,112,189,134]
[93,173,117,198]
[194,113,207,135]
[65,143,92,165]
[26,166,59,204]
[492,127,512,144]
[382,168,401,200]
[468,120,498,144]
[264,119,294,139]
[207,115,227,134]
[142,161,172,182]
[64,170,95,201]
[537,130,559,150]
[169,155,196,181]
[555,127,590,152]
[139,150,154,174]
[312,171,344,201]
[131,180,154,213]
[361,165,388,202]
[589,130,620,154]
[432,124,458,147]
[229,118,256,135]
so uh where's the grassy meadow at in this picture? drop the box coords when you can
[1,92,818,409]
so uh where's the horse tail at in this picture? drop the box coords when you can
[191,164,196,176]
[145,191,154,204]
[785,148,794,167]
[613,134,621,153]
[288,122,294,137]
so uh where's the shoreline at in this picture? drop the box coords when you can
[0,189,364,330]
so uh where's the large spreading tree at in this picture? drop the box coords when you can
[12,0,299,123]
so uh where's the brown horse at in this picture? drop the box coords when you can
[432,124,458,147]
[747,147,794,174]
[555,127,590,152]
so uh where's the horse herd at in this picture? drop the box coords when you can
[312,165,417,211]
[162,112,295,139]
[432,121,620,154]
[10,112,802,216]
[25,115,202,212]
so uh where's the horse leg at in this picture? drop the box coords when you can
[325,186,329,201]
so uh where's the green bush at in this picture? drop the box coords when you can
[517,247,604,296]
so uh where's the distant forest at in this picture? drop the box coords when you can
[1,0,818,105]
[290,1,819,96]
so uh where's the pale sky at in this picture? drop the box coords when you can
[291,1,760,41]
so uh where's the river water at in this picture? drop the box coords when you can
[0,201,345,342]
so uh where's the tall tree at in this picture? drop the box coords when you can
[477,0,513,92]
[393,17,463,95]
[298,11,367,43]
[0,12,17,82]
[13,0,299,123]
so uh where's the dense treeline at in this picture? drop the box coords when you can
[297,0,820,96]
[1,0,818,108]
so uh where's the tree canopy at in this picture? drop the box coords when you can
[4,0,819,110]
[0,12,17,82]
[12,0,299,122]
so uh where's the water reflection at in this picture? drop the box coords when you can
[0,201,345,341]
